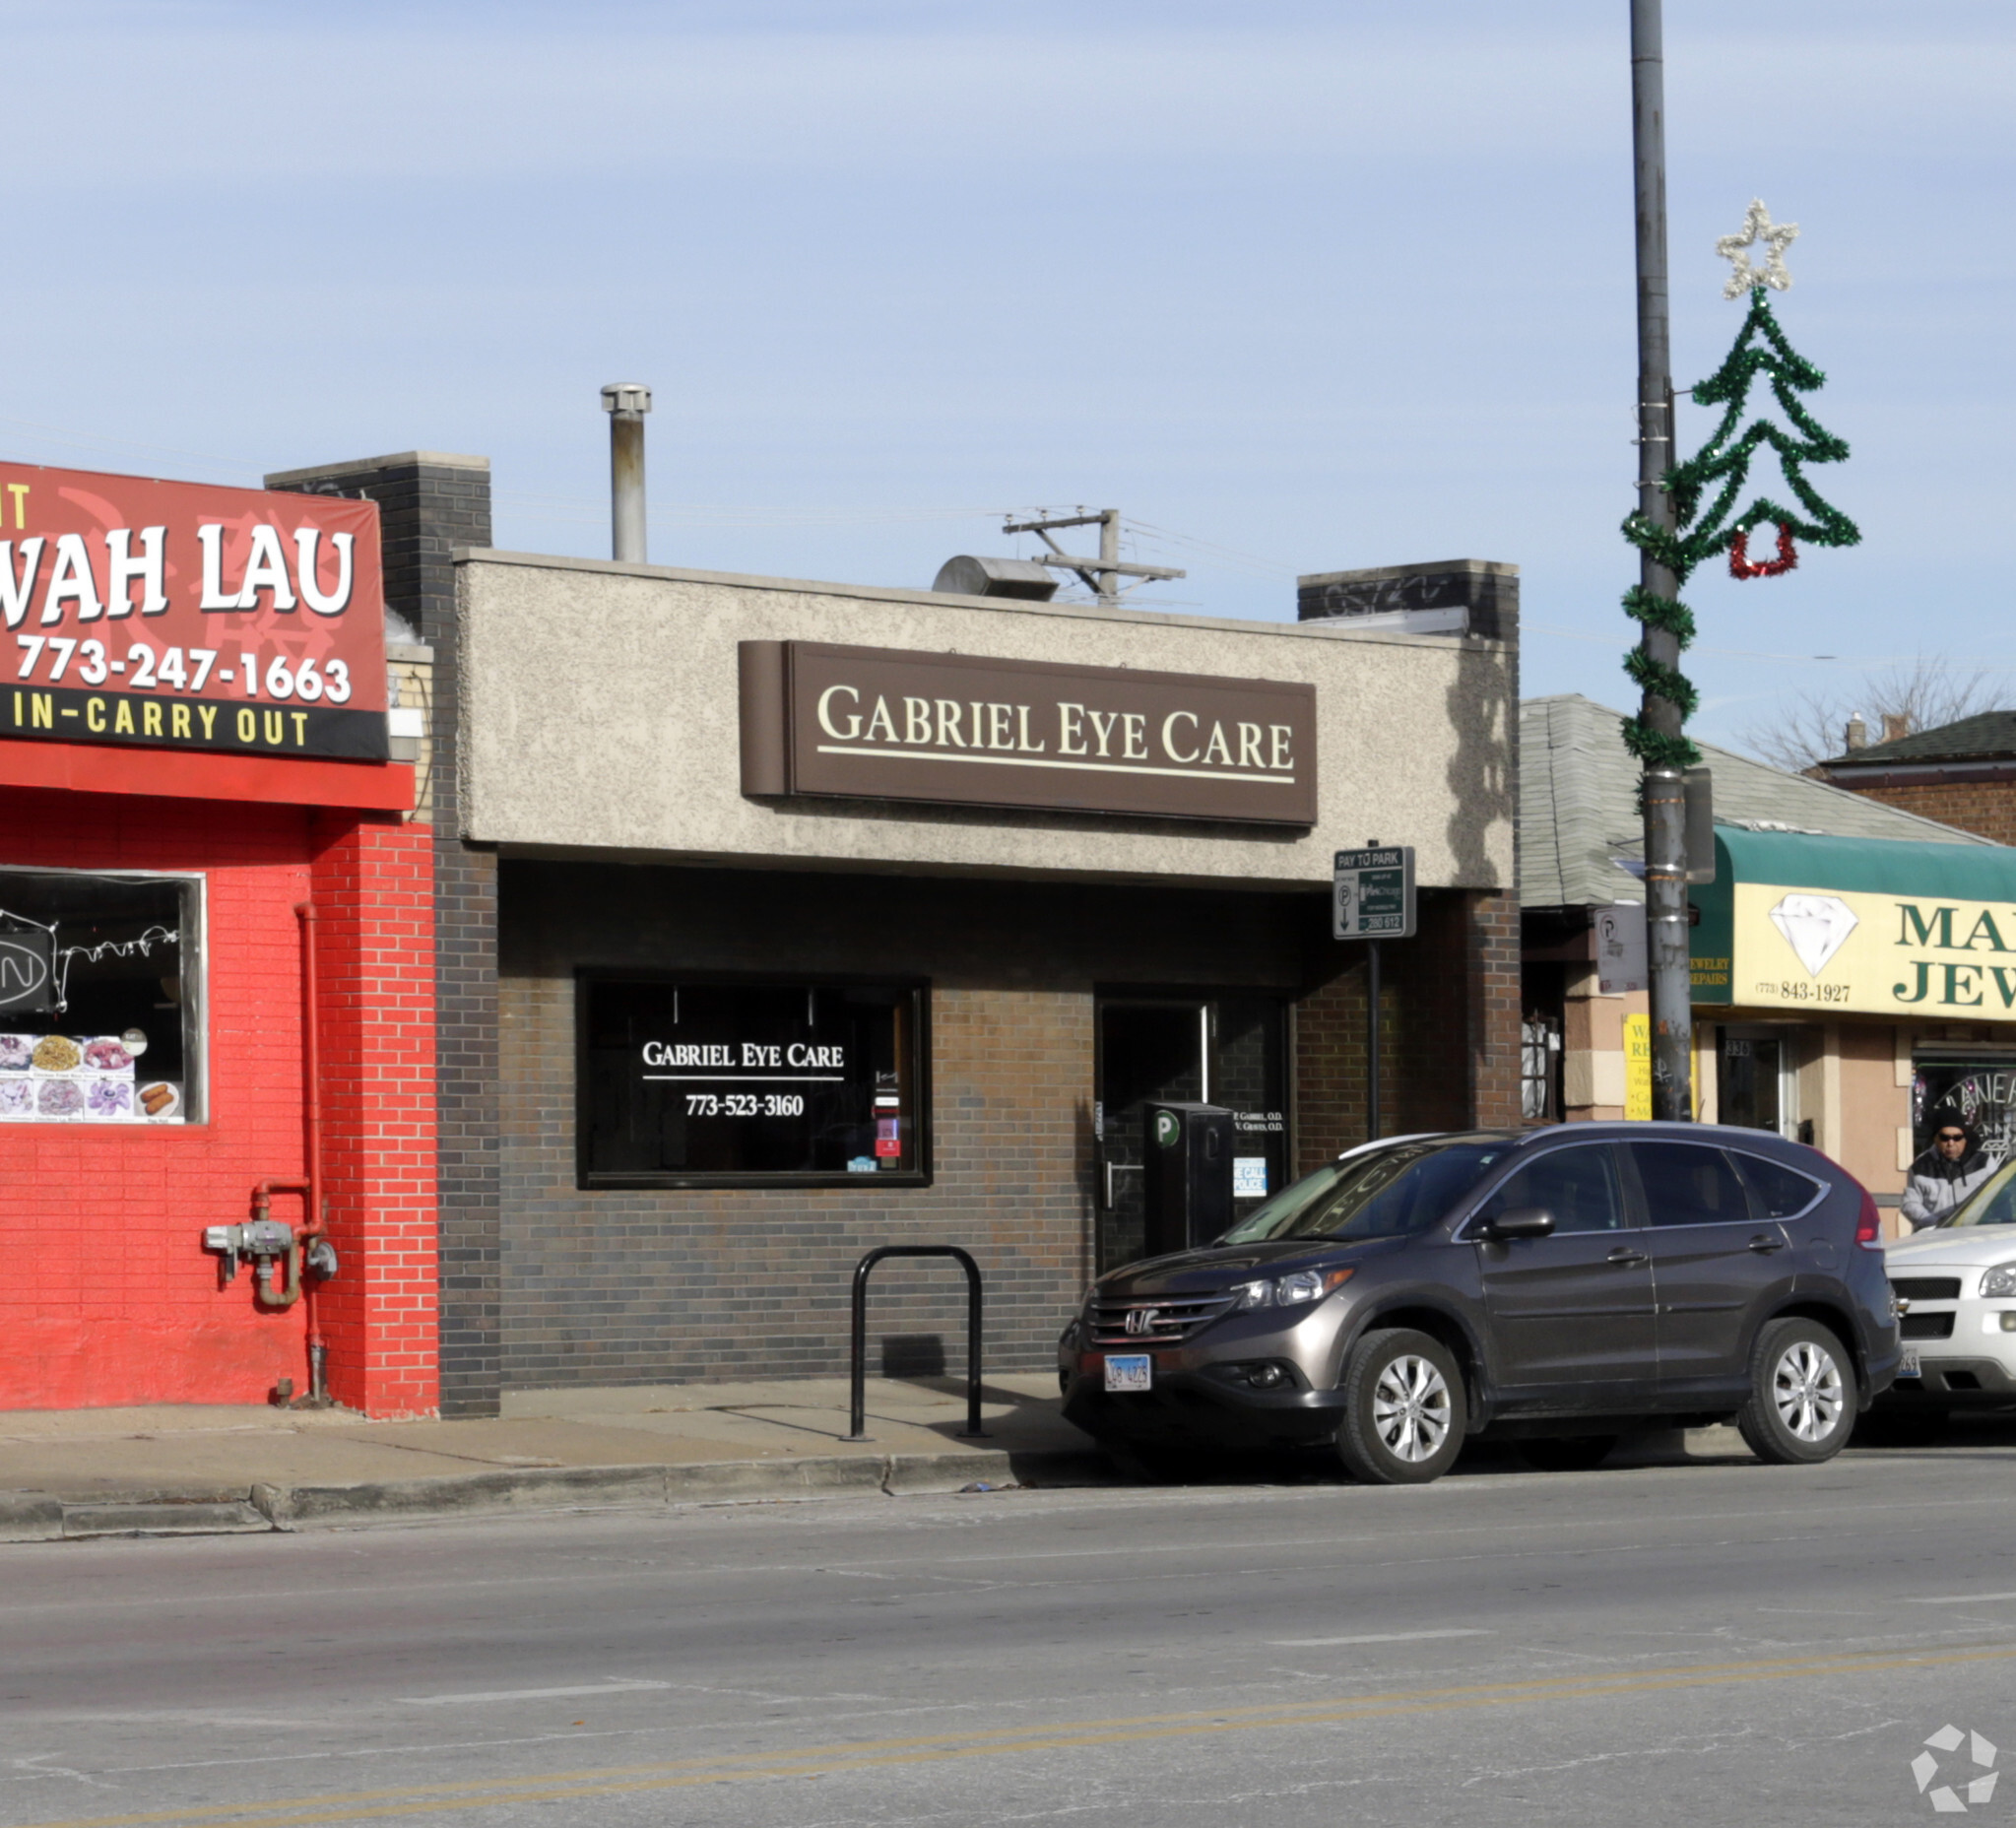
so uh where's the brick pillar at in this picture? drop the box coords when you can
[309,812,438,1416]
[269,452,500,1416]
[1294,886,1524,1170]
[1464,889,1524,1129]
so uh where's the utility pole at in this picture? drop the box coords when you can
[1630,0,1693,1121]
[1001,510,1184,599]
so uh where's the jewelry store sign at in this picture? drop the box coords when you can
[739,641,1317,824]
[1699,880,2016,1016]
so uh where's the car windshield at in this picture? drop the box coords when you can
[1941,1158,2016,1227]
[1219,1140,1511,1244]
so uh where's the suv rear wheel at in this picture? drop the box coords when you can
[1736,1318,1855,1465]
[1336,1329,1466,1484]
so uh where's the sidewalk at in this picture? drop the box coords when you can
[0,1374,1108,1541]
[0,1381,1764,1543]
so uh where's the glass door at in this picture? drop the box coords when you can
[1094,995,1287,1271]
[1719,1027,1796,1137]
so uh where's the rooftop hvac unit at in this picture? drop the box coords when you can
[931,555,1060,601]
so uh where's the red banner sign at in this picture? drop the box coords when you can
[0,462,387,762]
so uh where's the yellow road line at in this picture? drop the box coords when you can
[21,1641,2016,1828]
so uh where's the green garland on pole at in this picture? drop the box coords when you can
[1619,275,1859,767]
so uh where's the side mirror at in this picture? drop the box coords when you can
[1481,1206,1555,1242]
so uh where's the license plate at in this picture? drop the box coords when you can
[1900,1346,1920,1378]
[1104,1353,1152,1393]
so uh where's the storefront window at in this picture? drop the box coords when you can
[578,976,927,1187]
[1914,1055,2016,1160]
[0,869,201,1125]
[1094,994,1287,1271]
[1521,1015,1559,1122]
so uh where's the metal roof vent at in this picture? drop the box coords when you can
[931,555,1060,601]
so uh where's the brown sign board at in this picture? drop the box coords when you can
[740,640,1318,825]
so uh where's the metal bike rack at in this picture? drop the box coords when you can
[846,1245,987,1442]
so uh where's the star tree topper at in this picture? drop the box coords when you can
[1716,198,1798,299]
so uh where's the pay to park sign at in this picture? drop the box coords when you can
[1333,848,1416,942]
[0,462,388,761]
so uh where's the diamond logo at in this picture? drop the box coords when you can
[1767,892,1858,976]
[1913,1724,1998,1812]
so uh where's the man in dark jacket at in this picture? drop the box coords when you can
[1902,1121,1997,1229]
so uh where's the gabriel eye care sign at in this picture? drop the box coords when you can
[740,641,1318,825]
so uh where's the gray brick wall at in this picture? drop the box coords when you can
[497,862,1324,1388]
[493,863,1524,1389]
[268,454,498,1415]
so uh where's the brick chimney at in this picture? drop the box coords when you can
[1881,713,1911,745]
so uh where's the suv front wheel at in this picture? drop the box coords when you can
[1736,1318,1856,1465]
[1336,1329,1467,1484]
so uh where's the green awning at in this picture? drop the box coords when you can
[1693,827,2016,1015]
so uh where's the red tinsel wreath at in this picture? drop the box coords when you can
[1728,522,1798,579]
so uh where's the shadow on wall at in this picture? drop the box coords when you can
[1447,641,1514,886]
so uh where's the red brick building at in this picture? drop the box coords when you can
[1815,711,2016,846]
[0,464,437,1416]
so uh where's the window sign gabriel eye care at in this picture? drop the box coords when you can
[0,463,387,760]
[579,978,926,1188]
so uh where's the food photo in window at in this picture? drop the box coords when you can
[0,870,199,1124]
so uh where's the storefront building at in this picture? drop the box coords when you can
[0,460,437,1414]
[1523,694,2016,1226]
[356,479,1521,1413]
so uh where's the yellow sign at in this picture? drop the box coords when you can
[1624,1013,1652,1120]
[1727,881,2016,1017]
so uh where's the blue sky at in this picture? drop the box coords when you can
[2,1,2009,752]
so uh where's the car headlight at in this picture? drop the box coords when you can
[1982,1266,2016,1298]
[1275,1268,1355,1306]
[1230,1278,1271,1310]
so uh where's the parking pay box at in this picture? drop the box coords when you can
[1141,1102,1235,1259]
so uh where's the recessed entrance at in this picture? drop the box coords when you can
[1094,994,1287,1272]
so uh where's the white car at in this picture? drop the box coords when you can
[1879,1160,2016,1432]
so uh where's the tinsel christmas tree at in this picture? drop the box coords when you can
[1620,200,1861,767]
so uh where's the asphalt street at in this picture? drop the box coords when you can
[5,1432,2016,1828]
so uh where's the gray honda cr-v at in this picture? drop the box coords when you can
[1059,1122,1900,1483]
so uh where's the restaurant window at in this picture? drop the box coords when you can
[578,975,927,1188]
[0,869,202,1125]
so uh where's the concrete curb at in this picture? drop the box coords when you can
[663,1457,889,1504]
[253,1464,674,1530]
[881,1451,1111,1494]
[0,1491,64,1542]
[2,1447,1117,1541]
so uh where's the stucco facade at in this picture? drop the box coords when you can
[444,547,1522,1403]
[457,552,1514,893]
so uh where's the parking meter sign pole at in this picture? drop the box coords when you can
[1334,847,1414,1145]
[1367,938,1381,1142]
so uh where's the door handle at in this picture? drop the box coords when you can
[1747,1234,1787,1254]
[1607,1248,1649,1266]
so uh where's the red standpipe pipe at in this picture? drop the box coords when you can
[249,904,326,1404]
[295,901,326,1403]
